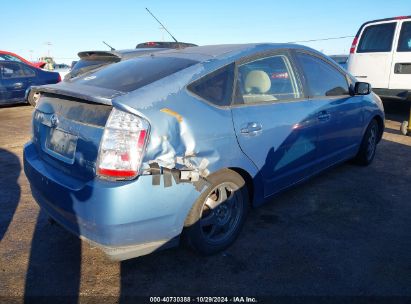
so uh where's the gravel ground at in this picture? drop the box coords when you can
[0,102,410,302]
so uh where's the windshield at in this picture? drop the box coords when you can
[0,54,23,62]
[73,56,198,92]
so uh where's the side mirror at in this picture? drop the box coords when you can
[354,82,371,95]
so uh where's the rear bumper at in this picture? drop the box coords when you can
[23,141,201,260]
[373,88,411,102]
[80,235,179,261]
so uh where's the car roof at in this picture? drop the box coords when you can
[0,50,23,56]
[77,48,166,60]
[77,44,318,64]
[355,16,411,37]
[143,43,314,62]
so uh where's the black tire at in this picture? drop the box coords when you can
[183,169,249,255]
[354,119,379,166]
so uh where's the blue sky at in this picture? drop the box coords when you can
[3,0,410,63]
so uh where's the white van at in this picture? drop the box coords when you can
[348,16,411,101]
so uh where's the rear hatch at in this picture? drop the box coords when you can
[32,87,118,182]
[31,55,199,181]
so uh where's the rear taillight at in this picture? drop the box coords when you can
[57,74,62,82]
[97,108,149,180]
[350,37,358,54]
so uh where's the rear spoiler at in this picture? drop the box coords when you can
[27,83,124,106]
[77,50,122,61]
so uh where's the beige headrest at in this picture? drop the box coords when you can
[244,70,271,93]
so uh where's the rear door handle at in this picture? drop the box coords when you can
[317,111,331,121]
[241,122,262,136]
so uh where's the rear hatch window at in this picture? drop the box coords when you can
[67,58,116,79]
[73,56,198,92]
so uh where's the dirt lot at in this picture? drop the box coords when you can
[0,102,411,301]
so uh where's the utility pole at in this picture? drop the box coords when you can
[44,41,52,57]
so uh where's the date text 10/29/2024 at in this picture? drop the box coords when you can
[150,297,258,303]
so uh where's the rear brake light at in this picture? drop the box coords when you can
[395,16,408,20]
[57,74,62,82]
[350,37,358,54]
[97,108,150,180]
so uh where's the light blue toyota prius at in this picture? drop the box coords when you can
[24,44,384,260]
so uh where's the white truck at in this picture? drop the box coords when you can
[348,16,411,135]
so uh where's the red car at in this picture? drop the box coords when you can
[0,50,45,68]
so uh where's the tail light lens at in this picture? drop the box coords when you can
[350,37,358,54]
[57,74,62,82]
[97,108,150,180]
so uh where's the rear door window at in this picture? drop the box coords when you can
[295,53,349,97]
[0,62,25,78]
[75,57,198,92]
[397,21,411,52]
[22,65,35,77]
[188,64,234,106]
[358,22,397,53]
[235,54,302,105]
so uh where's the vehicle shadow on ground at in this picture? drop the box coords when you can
[23,210,82,303]
[23,184,93,302]
[0,148,21,241]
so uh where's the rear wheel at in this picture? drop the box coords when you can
[354,119,379,166]
[183,169,249,255]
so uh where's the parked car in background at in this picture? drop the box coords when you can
[64,42,197,81]
[348,16,411,101]
[24,44,384,261]
[52,63,71,79]
[38,56,55,70]
[0,60,60,105]
[0,50,45,68]
[330,55,348,69]
[64,48,168,80]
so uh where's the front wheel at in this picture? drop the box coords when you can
[354,119,379,166]
[183,169,249,255]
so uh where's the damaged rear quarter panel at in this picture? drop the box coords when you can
[112,61,260,228]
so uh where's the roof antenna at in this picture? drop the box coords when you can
[145,7,178,43]
[102,41,115,51]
